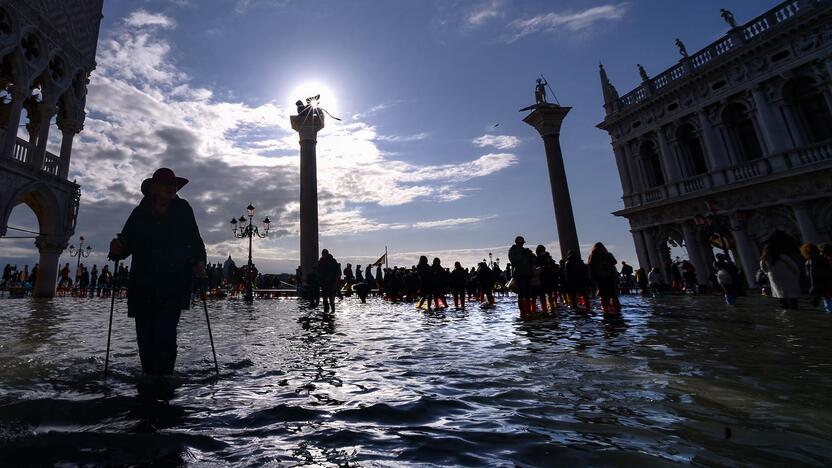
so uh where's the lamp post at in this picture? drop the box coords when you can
[68,236,91,292]
[230,204,270,303]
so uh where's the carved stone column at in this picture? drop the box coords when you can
[31,104,57,172]
[57,118,83,179]
[0,87,29,160]
[642,229,667,283]
[750,86,790,155]
[697,109,728,185]
[33,235,68,298]
[631,229,651,271]
[290,111,325,280]
[681,222,710,285]
[656,125,682,183]
[729,214,760,289]
[612,143,633,194]
[792,202,822,245]
[624,143,644,194]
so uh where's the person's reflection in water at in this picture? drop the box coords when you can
[602,314,628,340]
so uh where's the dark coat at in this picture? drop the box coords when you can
[116,196,206,316]
[318,255,340,292]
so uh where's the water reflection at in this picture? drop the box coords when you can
[0,294,830,465]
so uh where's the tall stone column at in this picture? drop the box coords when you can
[642,229,666,282]
[631,229,651,271]
[522,104,579,259]
[33,235,67,298]
[792,202,822,244]
[750,86,789,154]
[729,214,760,289]
[612,144,633,194]
[681,222,710,285]
[656,126,682,182]
[290,112,325,280]
[57,119,83,179]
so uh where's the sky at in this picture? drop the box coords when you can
[2,0,779,274]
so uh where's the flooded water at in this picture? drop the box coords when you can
[1,294,831,466]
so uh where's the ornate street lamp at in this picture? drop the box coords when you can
[230,204,270,303]
[68,235,92,292]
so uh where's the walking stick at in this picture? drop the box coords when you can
[201,279,220,377]
[104,258,119,380]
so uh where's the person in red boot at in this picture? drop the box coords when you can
[588,242,621,315]
[508,236,536,318]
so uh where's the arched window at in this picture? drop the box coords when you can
[786,76,832,143]
[639,140,665,187]
[723,103,763,161]
[676,123,709,176]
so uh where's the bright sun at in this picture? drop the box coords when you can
[288,81,338,115]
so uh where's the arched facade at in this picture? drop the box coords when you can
[598,0,832,287]
[0,1,102,297]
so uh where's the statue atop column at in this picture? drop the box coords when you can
[535,78,548,104]
[637,64,650,82]
[720,8,737,28]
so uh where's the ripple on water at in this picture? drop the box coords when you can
[0,294,831,465]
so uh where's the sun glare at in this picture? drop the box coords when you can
[288,81,337,115]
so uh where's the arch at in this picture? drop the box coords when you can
[722,102,763,161]
[783,76,832,144]
[676,123,709,176]
[746,207,801,247]
[2,181,64,237]
[639,138,665,187]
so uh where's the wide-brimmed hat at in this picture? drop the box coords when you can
[141,168,189,196]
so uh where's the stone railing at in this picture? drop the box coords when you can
[623,140,832,210]
[2,135,62,176]
[613,0,813,111]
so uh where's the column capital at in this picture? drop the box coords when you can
[35,235,68,253]
[521,104,572,137]
[290,113,325,141]
[57,117,84,134]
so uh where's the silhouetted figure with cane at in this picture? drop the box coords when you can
[108,168,206,376]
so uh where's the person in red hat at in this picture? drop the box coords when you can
[108,168,206,376]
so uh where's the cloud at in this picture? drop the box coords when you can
[472,134,520,150]
[0,10,519,273]
[351,101,404,120]
[124,10,176,29]
[466,0,502,27]
[234,0,291,13]
[374,132,429,143]
[412,215,495,230]
[505,3,628,42]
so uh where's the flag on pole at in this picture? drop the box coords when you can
[372,252,387,267]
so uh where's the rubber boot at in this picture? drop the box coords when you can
[461,295,466,309]
[601,297,610,314]
[548,293,557,310]
[454,296,460,309]
[530,298,538,314]
[539,296,548,313]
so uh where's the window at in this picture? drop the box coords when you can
[787,76,832,143]
[639,140,665,187]
[722,103,763,161]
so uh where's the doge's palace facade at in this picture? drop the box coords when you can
[598,0,832,287]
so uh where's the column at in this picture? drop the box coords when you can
[729,214,760,289]
[642,229,666,283]
[57,119,82,179]
[624,143,644,193]
[750,86,790,154]
[0,87,29,160]
[697,109,726,172]
[290,112,325,280]
[631,229,650,271]
[792,202,822,245]
[33,235,67,298]
[612,144,633,194]
[522,105,580,260]
[681,222,710,285]
[656,126,682,182]
[31,105,56,172]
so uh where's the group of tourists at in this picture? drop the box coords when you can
[754,232,832,311]
[1,263,36,291]
[55,262,125,297]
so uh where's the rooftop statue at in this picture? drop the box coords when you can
[675,38,689,58]
[720,8,737,29]
[637,64,650,82]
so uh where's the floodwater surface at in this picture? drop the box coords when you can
[1,294,831,466]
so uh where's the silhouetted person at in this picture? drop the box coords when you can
[509,235,536,318]
[588,242,620,314]
[450,262,467,309]
[109,168,206,376]
[318,249,340,313]
[564,250,590,312]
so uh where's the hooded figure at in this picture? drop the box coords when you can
[109,168,206,376]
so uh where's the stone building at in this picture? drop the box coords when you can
[0,1,103,296]
[597,0,832,287]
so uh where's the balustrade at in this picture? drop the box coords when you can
[3,135,62,174]
[12,139,30,164]
[613,0,819,111]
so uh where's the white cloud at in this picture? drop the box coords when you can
[374,132,429,143]
[472,134,520,150]
[466,0,502,27]
[125,10,176,29]
[505,3,628,42]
